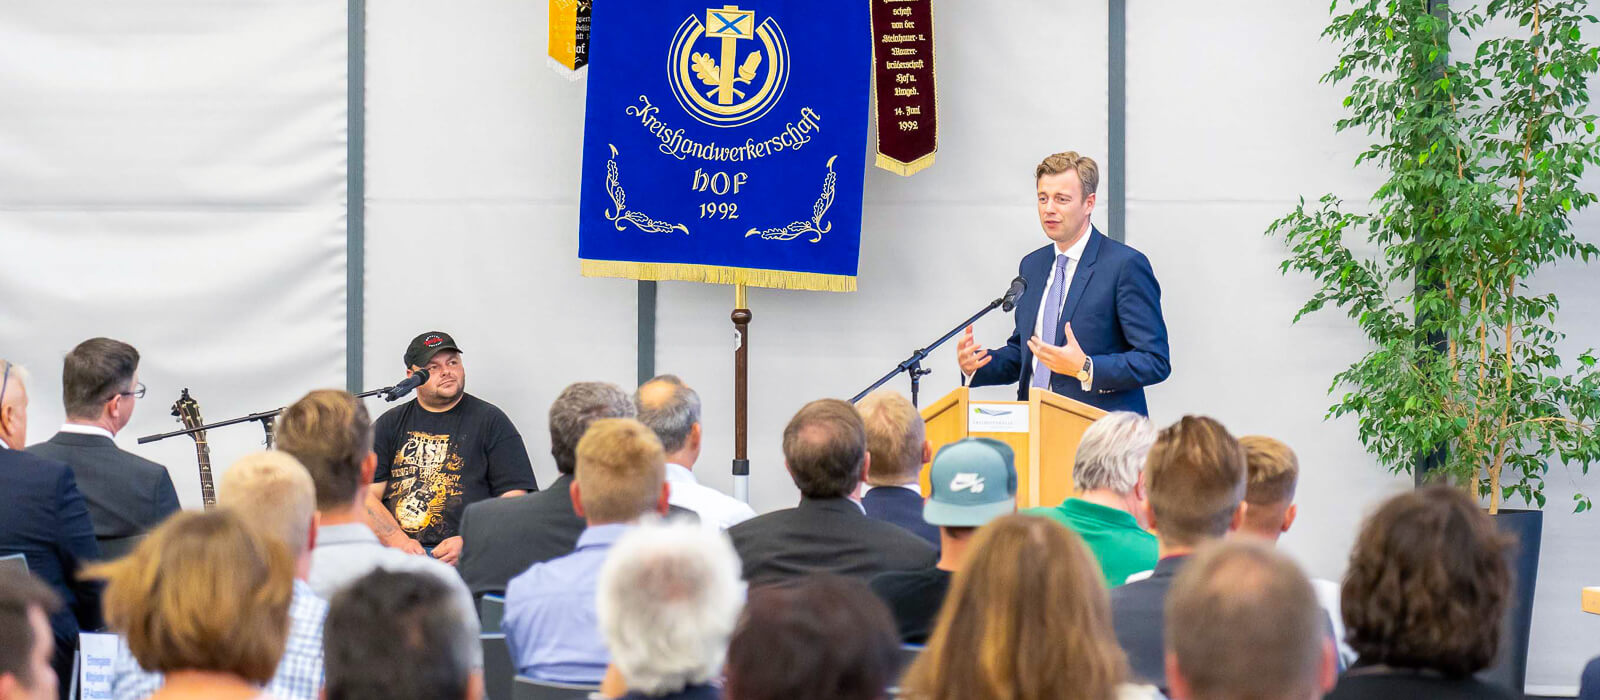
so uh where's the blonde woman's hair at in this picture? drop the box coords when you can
[87,509,294,684]
[900,514,1128,700]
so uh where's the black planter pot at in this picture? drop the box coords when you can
[1479,508,1543,693]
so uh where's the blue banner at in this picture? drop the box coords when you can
[578,1,870,292]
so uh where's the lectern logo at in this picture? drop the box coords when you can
[668,4,791,128]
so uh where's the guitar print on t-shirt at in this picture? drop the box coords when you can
[384,430,465,542]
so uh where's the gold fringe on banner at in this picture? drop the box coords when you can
[581,259,857,293]
[874,152,936,177]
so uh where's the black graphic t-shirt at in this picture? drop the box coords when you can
[372,393,538,545]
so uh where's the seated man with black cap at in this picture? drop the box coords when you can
[365,331,538,564]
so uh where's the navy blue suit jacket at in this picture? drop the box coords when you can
[861,486,940,549]
[971,229,1170,415]
[0,448,104,680]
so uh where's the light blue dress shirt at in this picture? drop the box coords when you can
[502,523,631,684]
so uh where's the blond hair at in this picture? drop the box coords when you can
[219,450,316,559]
[1240,436,1299,506]
[901,515,1127,700]
[1035,151,1100,198]
[856,390,926,486]
[576,418,666,523]
[88,510,293,684]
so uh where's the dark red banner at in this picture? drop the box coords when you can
[871,0,937,175]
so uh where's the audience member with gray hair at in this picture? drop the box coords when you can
[459,381,636,598]
[1165,540,1335,700]
[635,375,754,530]
[1026,411,1158,585]
[0,359,103,699]
[596,521,744,700]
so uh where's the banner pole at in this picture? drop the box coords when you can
[732,283,751,503]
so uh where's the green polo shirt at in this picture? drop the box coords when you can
[1025,498,1157,587]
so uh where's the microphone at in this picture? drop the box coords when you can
[381,368,430,402]
[1001,276,1027,312]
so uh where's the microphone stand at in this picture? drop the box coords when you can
[138,384,410,448]
[851,295,1010,408]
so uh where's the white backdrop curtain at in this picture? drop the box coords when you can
[0,0,349,505]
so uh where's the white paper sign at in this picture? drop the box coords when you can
[967,403,1029,433]
[78,632,119,699]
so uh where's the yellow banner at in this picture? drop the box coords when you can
[547,0,591,79]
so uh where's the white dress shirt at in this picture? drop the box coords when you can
[966,232,1094,390]
[863,483,923,496]
[59,422,116,441]
[666,463,756,530]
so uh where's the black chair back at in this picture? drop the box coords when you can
[511,676,599,700]
[480,594,506,633]
[95,535,144,561]
[481,634,515,700]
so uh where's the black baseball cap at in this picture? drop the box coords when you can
[404,331,463,369]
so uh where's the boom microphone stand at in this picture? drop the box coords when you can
[139,378,424,448]
[850,277,1026,407]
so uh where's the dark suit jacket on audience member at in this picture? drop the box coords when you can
[728,496,938,586]
[1326,665,1523,700]
[458,473,699,599]
[459,473,585,599]
[861,486,940,548]
[28,431,180,546]
[1580,655,1600,700]
[0,448,105,696]
[1109,554,1187,689]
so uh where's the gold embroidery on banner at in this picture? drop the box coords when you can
[668,6,790,128]
[604,144,692,235]
[744,155,837,242]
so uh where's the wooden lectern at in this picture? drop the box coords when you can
[919,386,1107,509]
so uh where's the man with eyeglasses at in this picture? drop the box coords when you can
[29,338,180,559]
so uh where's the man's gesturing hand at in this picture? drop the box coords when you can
[956,325,991,375]
[1027,322,1088,377]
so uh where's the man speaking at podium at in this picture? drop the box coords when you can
[957,152,1170,415]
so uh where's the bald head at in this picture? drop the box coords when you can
[1165,540,1334,700]
[0,360,30,450]
[634,375,702,467]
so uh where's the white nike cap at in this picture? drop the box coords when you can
[923,437,1018,527]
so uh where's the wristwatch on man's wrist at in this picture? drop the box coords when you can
[1075,356,1092,382]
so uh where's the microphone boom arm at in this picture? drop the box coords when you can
[849,294,1008,407]
[138,382,410,445]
